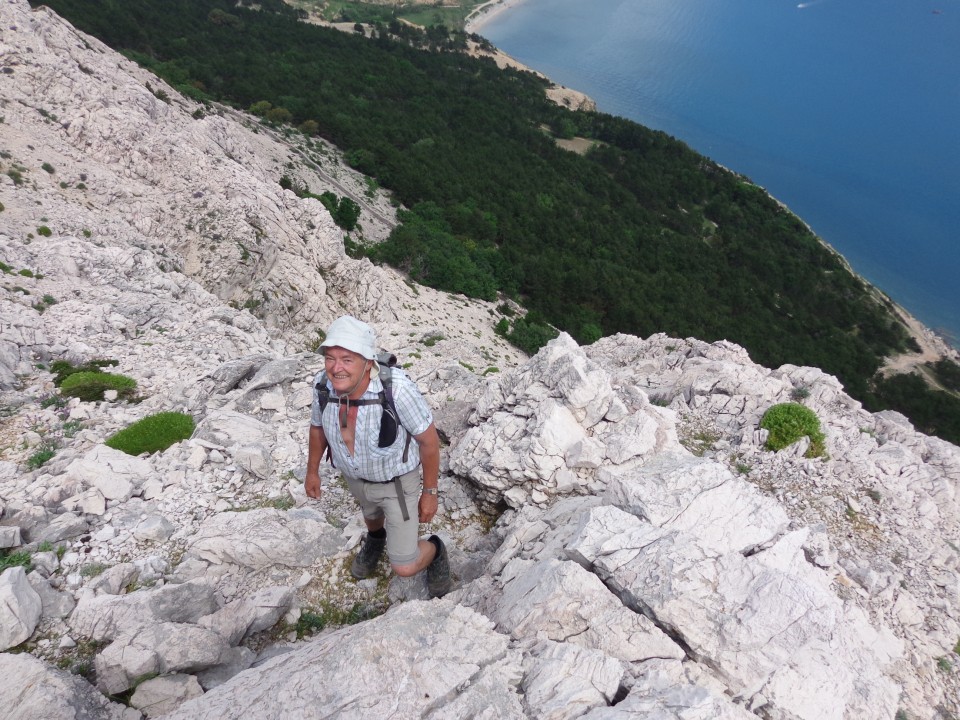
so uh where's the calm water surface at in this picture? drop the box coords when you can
[481,0,960,344]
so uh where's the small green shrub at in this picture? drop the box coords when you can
[0,550,33,572]
[51,358,119,386]
[18,268,34,277]
[60,371,137,402]
[80,562,108,577]
[105,412,195,455]
[41,162,55,174]
[36,226,52,237]
[27,440,58,469]
[760,402,826,458]
[294,601,374,638]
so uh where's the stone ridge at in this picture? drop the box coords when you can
[0,1,958,719]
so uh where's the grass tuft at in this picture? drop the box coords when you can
[105,412,195,455]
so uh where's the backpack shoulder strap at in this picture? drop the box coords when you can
[378,364,414,461]
[315,371,330,414]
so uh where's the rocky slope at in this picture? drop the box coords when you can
[1,1,958,718]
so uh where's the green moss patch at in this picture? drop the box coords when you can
[105,412,195,455]
[60,371,137,402]
[760,402,826,458]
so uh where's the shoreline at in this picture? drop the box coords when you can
[465,0,529,34]
[461,1,958,360]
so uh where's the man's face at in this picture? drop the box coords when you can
[324,346,370,395]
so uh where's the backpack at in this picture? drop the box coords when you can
[315,352,413,462]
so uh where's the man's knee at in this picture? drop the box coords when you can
[390,561,419,577]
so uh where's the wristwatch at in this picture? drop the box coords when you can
[423,487,438,496]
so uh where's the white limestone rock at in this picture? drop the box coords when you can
[96,623,228,695]
[27,571,76,619]
[196,646,257,690]
[62,487,107,516]
[0,567,43,650]
[243,356,300,392]
[133,515,176,542]
[232,443,273,480]
[601,451,789,554]
[582,659,756,719]
[130,674,204,718]
[30,511,89,545]
[186,508,342,570]
[482,558,683,664]
[0,652,132,720]
[64,445,158,501]
[86,562,139,596]
[193,411,276,451]
[521,639,625,720]
[0,526,21,548]
[69,579,218,642]
[198,586,295,645]
[163,600,518,720]
[568,507,901,720]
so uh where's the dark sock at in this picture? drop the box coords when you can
[369,527,386,539]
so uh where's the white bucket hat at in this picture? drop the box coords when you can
[320,315,377,361]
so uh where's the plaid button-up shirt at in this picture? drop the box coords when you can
[310,369,433,483]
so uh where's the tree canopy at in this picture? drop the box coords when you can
[36,0,960,444]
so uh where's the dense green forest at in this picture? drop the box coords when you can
[33,0,960,444]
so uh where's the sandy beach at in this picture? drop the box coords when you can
[465,0,529,34]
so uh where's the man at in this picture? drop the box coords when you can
[304,315,451,597]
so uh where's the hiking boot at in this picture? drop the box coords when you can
[426,534,452,598]
[351,532,386,579]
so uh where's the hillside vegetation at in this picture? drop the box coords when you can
[33,0,960,443]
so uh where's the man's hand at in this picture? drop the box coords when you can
[305,470,322,500]
[418,491,438,524]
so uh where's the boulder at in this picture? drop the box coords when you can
[0,652,131,720]
[568,506,902,720]
[521,639,624,720]
[64,445,158,501]
[193,411,275,450]
[601,452,789,554]
[186,509,342,570]
[30,511,89,545]
[198,586,295,645]
[162,601,519,719]
[130,674,204,718]
[0,566,43,650]
[28,571,76,619]
[581,659,756,719]
[0,525,22,548]
[69,579,218,642]
[96,623,228,695]
[243,356,299,392]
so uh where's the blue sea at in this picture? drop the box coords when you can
[479,0,960,345]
